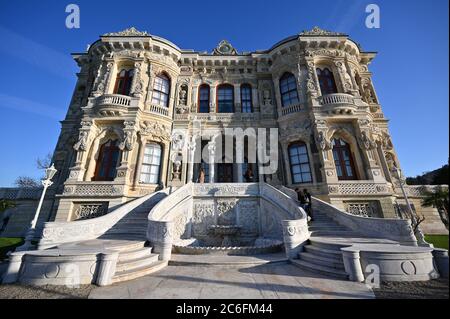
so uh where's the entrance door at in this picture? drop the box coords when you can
[217,164,234,182]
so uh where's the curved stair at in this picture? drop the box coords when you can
[291,209,395,280]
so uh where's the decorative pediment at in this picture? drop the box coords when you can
[103,27,150,37]
[300,26,345,36]
[140,121,171,142]
[213,40,238,55]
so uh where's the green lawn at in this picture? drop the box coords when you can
[425,235,449,250]
[0,237,23,261]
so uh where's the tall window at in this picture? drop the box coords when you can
[316,68,338,95]
[280,73,299,107]
[288,142,312,184]
[93,140,120,181]
[151,74,170,107]
[217,84,234,113]
[198,84,210,113]
[114,69,134,96]
[140,143,162,184]
[332,138,357,180]
[240,84,253,113]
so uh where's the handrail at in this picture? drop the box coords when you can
[311,196,417,245]
[38,189,169,249]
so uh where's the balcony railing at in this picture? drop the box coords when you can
[96,94,131,108]
[281,103,303,116]
[145,104,169,117]
[319,93,357,115]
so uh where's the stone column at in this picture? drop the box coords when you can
[341,249,365,282]
[210,85,216,113]
[234,84,241,113]
[148,221,174,261]
[2,252,26,284]
[69,119,95,181]
[313,120,338,184]
[187,136,196,182]
[95,251,119,286]
[281,219,310,259]
[117,120,138,182]
[208,135,218,183]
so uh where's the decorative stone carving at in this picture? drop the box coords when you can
[119,121,137,151]
[217,200,237,225]
[358,131,377,150]
[103,27,150,37]
[140,121,170,142]
[300,26,346,36]
[213,40,238,55]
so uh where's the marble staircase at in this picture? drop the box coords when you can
[291,209,395,280]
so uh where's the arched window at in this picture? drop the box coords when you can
[316,68,338,95]
[93,140,120,181]
[151,74,170,107]
[288,142,312,184]
[332,138,357,180]
[217,84,234,113]
[198,84,210,113]
[113,69,134,96]
[280,73,299,107]
[140,143,162,184]
[240,84,253,113]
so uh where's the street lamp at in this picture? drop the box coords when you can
[16,164,57,251]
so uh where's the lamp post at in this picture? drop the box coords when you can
[16,164,57,251]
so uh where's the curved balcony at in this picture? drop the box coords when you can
[319,93,357,115]
[94,94,132,116]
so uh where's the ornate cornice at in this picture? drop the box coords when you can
[103,27,150,37]
[300,26,346,37]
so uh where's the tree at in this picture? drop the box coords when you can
[36,153,53,170]
[421,186,449,230]
[14,176,40,188]
[0,199,16,213]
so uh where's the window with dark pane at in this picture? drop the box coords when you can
[332,138,357,180]
[280,73,299,107]
[198,84,210,113]
[240,84,253,113]
[317,68,338,95]
[93,140,120,181]
[217,85,234,113]
[288,142,312,184]
[113,69,134,96]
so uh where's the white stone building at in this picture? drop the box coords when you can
[0,26,447,236]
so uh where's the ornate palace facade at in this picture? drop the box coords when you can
[0,26,446,235]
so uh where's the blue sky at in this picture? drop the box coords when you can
[0,0,448,186]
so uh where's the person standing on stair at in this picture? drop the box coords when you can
[303,189,313,221]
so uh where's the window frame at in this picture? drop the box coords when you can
[332,138,358,181]
[279,72,299,107]
[113,69,134,96]
[139,143,163,184]
[240,84,253,113]
[216,84,235,113]
[151,73,171,107]
[316,67,338,95]
[93,139,121,181]
[288,142,313,184]
[198,84,210,113]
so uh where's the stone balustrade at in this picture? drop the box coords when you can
[312,197,417,245]
[96,94,131,107]
[281,103,303,116]
[319,93,357,115]
[328,181,391,196]
[144,103,169,117]
[38,190,168,249]
[62,182,126,197]
[147,182,309,261]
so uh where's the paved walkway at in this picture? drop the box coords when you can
[88,262,374,299]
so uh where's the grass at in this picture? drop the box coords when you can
[0,237,24,261]
[425,235,449,250]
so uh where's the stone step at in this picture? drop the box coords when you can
[105,240,146,252]
[290,259,348,280]
[299,252,345,270]
[309,225,347,231]
[115,253,159,272]
[118,247,153,262]
[101,233,147,241]
[311,230,360,237]
[112,260,168,283]
[304,245,343,261]
[309,239,353,251]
